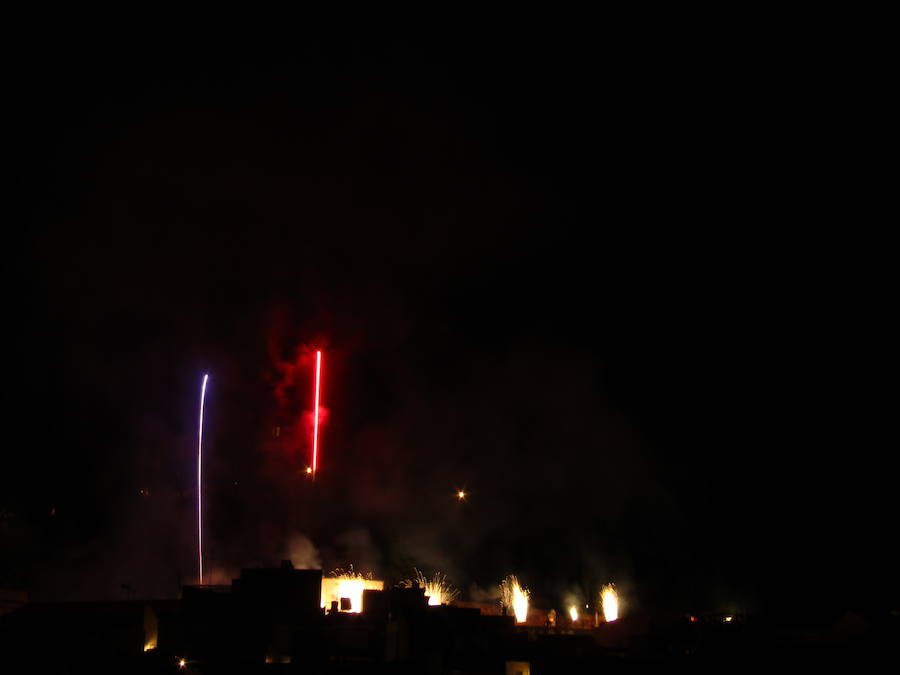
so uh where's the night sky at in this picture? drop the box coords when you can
[3,8,895,618]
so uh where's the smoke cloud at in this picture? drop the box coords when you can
[282,533,322,570]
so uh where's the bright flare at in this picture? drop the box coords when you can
[600,583,619,622]
[312,350,321,474]
[513,585,529,623]
[457,490,466,500]
[337,578,364,611]
[569,606,579,622]
[500,575,530,623]
[321,568,383,613]
[197,373,209,585]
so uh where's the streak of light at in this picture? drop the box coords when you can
[198,373,209,585]
[312,351,321,474]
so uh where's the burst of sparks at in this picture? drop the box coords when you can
[500,575,530,623]
[401,569,459,606]
[600,583,619,622]
[312,350,321,474]
[197,373,208,585]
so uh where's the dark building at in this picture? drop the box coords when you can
[161,561,323,669]
[155,562,519,672]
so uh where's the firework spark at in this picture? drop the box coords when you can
[600,583,619,622]
[500,575,530,623]
[401,569,459,606]
[197,373,209,585]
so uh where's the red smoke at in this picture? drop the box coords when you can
[266,320,328,469]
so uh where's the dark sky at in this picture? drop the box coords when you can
[3,8,895,617]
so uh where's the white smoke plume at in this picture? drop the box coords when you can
[283,533,322,569]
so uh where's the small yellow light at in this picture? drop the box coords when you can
[457,490,466,500]
[179,658,186,668]
[724,615,733,623]
[305,467,313,474]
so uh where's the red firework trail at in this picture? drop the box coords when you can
[312,350,322,474]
